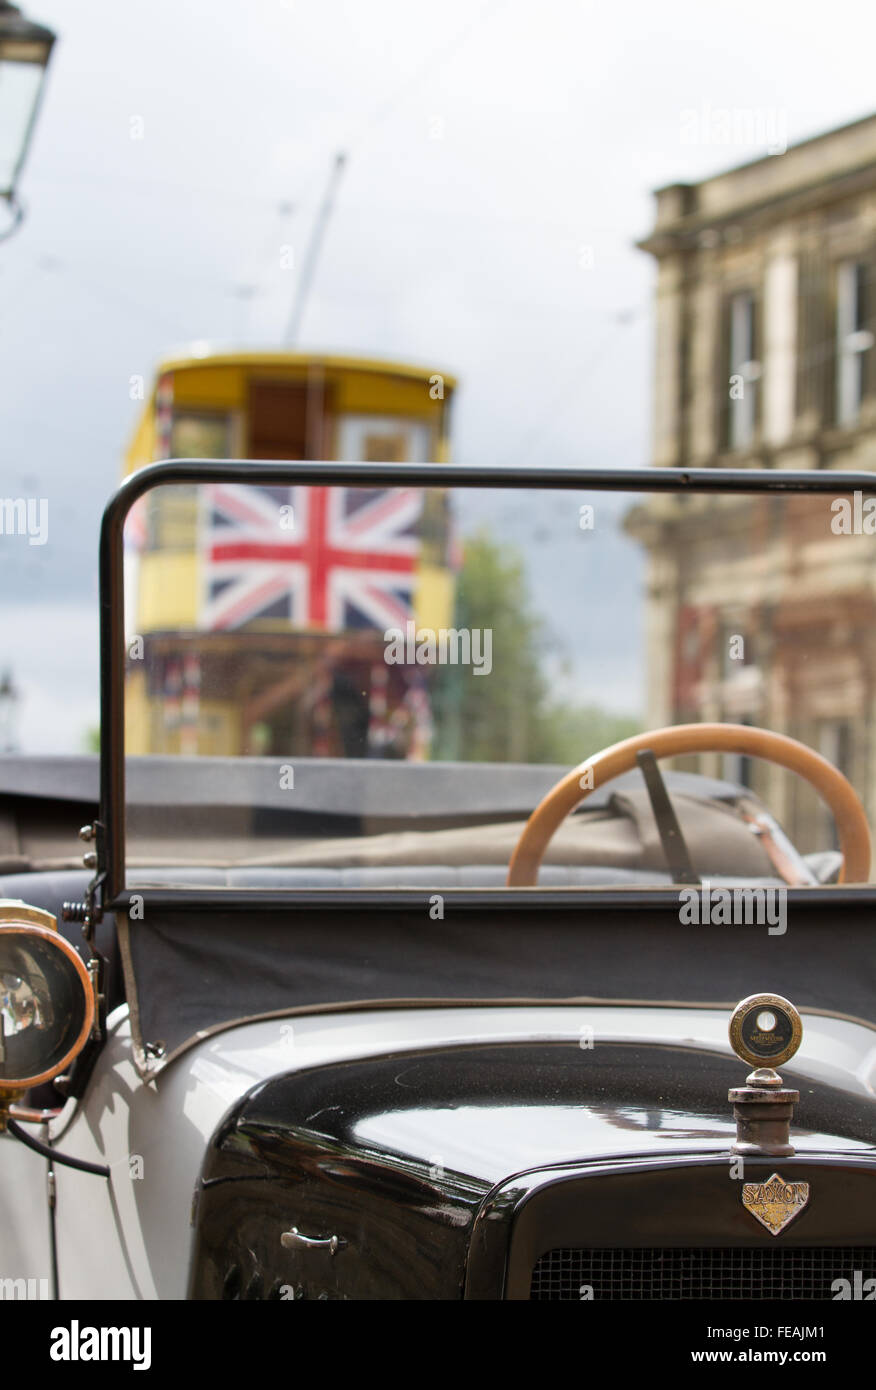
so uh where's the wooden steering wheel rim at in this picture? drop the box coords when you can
[506,722,871,887]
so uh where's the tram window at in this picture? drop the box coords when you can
[171,414,231,459]
[337,415,430,463]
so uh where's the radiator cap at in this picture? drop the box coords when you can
[728,993,802,1157]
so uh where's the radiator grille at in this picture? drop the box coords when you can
[530,1246,876,1300]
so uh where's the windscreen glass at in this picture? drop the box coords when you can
[122,479,876,889]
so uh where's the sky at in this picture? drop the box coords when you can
[2,0,876,751]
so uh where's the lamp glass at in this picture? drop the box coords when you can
[0,28,53,198]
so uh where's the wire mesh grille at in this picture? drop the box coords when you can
[530,1246,876,1300]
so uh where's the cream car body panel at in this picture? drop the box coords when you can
[1,1002,872,1299]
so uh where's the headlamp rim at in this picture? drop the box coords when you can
[0,921,94,1090]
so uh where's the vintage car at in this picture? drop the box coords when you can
[0,459,874,1305]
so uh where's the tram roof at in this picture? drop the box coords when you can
[152,347,457,390]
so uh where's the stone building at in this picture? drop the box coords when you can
[633,114,876,863]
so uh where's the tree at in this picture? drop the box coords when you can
[431,531,639,763]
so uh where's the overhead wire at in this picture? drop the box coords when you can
[505,305,648,467]
[248,0,510,341]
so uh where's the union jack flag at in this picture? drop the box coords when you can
[200,484,423,632]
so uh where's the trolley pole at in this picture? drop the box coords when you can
[284,151,347,346]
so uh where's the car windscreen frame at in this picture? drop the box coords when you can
[95,459,876,918]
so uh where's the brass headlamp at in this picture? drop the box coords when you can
[0,900,94,1131]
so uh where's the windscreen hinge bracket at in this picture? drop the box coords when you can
[61,819,107,938]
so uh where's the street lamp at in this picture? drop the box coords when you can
[0,669,19,752]
[0,2,55,241]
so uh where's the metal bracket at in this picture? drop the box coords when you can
[62,819,107,939]
[87,957,105,1041]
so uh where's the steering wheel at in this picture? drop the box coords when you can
[507,722,871,887]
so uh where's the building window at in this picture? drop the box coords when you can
[727,291,761,450]
[835,261,873,427]
[818,719,852,848]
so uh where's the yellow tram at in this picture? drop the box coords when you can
[123,351,457,759]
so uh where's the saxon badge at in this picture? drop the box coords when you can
[741,1172,810,1235]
